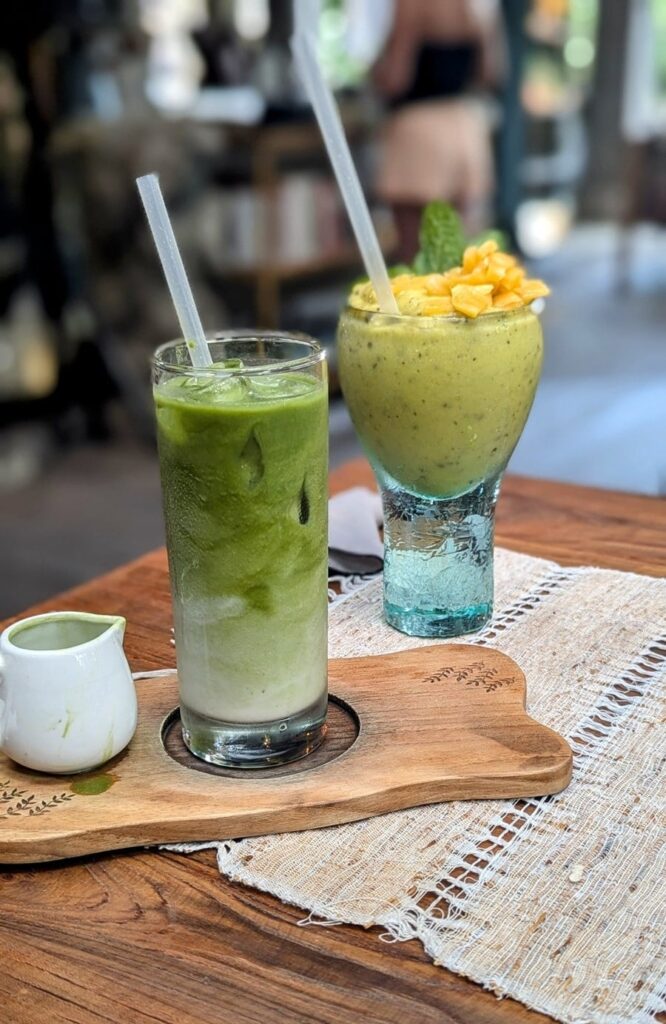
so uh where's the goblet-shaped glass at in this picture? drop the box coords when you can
[338,306,543,637]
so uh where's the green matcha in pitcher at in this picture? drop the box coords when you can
[153,334,328,768]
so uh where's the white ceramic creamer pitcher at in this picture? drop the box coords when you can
[0,611,137,773]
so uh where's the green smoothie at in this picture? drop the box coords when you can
[154,369,328,725]
[338,306,543,498]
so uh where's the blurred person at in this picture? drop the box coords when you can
[373,0,503,261]
[0,0,122,442]
[0,1,69,330]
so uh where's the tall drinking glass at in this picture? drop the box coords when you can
[153,333,328,767]
[338,306,543,637]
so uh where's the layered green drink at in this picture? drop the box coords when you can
[153,335,328,767]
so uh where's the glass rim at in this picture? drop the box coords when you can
[4,611,123,657]
[342,302,542,325]
[153,330,325,377]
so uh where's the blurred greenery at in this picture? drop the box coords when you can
[319,0,365,87]
[567,0,598,85]
[653,0,666,93]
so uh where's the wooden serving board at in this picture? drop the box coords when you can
[0,645,572,864]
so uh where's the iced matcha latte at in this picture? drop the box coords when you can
[338,214,548,638]
[154,335,328,767]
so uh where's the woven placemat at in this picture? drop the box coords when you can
[169,548,666,1024]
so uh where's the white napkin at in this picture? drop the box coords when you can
[328,487,383,575]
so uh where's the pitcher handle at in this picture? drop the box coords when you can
[0,652,5,747]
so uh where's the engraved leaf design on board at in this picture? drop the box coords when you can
[424,662,515,693]
[0,783,27,804]
[27,793,75,816]
[0,780,75,819]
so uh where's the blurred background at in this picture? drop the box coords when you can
[1,0,665,615]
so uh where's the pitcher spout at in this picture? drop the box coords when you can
[85,613,126,644]
[106,615,126,639]
[57,612,126,639]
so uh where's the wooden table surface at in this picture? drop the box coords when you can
[2,460,665,1024]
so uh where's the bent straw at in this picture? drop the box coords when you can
[136,174,212,367]
[290,20,398,314]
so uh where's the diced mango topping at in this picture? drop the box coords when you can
[350,240,550,318]
[451,283,493,318]
[420,295,454,316]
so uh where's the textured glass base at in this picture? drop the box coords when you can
[181,693,328,768]
[382,479,499,639]
[384,600,492,638]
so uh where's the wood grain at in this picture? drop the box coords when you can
[0,647,571,864]
[1,461,664,1024]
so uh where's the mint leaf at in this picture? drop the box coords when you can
[468,228,510,251]
[413,202,465,274]
[412,251,428,274]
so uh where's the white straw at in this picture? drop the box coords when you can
[136,174,212,367]
[293,0,319,38]
[290,23,398,314]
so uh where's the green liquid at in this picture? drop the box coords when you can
[155,371,328,724]
[9,615,118,651]
[338,307,543,498]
